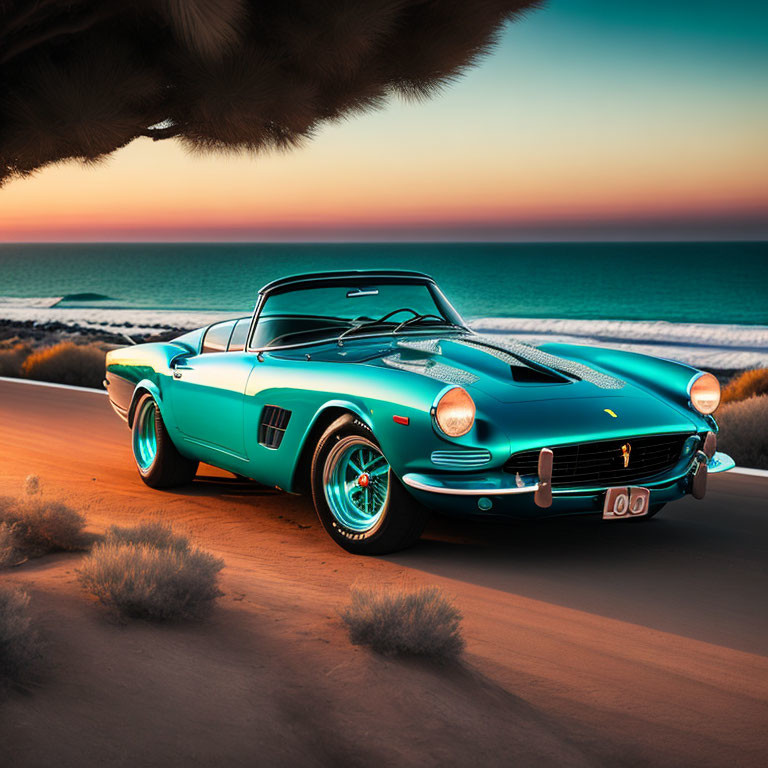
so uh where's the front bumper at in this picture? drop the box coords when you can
[401,450,735,518]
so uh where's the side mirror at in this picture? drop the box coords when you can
[170,352,193,369]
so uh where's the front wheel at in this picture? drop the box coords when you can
[131,392,198,488]
[311,415,428,554]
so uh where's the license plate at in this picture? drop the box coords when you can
[603,487,650,520]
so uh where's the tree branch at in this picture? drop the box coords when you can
[1,0,86,37]
[139,126,181,141]
[0,4,120,65]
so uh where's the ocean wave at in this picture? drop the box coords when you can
[0,296,63,308]
[0,305,765,370]
[470,317,768,370]
[60,292,115,302]
[0,306,234,336]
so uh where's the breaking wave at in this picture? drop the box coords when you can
[0,299,765,370]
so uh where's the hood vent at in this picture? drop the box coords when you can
[460,336,625,390]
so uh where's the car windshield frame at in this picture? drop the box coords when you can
[246,275,469,352]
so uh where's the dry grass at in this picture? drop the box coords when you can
[0,496,87,558]
[716,395,768,470]
[78,523,224,621]
[20,342,106,389]
[0,342,31,377]
[106,521,191,553]
[0,523,18,568]
[722,368,768,404]
[342,586,464,661]
[0,587,40,687]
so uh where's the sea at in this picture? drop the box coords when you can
[1,242,766,370]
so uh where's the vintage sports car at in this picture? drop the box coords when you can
[105,270,734,554]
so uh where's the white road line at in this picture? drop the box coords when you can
[1,375,767,477]
[728,467,768,478]
[0,375,107,395]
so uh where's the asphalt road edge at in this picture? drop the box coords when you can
[2,376,767,478]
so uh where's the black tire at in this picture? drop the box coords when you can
[310,415,428,554]
[131,392,198,488]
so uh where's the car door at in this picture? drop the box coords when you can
[167,320,257,459]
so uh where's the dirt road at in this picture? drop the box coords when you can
[1,379,766,767]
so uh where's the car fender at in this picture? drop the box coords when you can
[127,378,167,428]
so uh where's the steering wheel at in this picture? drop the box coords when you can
[336,308,420,346]
[372,307,420,324]
[393,313,446,334]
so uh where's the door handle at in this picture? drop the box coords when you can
[171,364,192,379]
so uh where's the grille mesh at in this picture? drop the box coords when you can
[258,406,292,449]
[504,433,691,488]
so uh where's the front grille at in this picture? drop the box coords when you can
[504,433,692,488]
[431,449,492,468]
[258,406,291,449]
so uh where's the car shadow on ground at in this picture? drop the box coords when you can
[388,492,768,655]
[151,471,768,654]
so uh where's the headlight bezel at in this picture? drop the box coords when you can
[431,385,476,438]
[687,371,721,415]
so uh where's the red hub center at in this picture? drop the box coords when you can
[357,473,370,488]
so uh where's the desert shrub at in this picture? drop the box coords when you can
[0,587,40,686]
[722,368,768,404]
[78,524,224,620]
[21,342,106,389]
[0,342,31,377]
[341,586,464,660]
[0,498,87,557]
[716,395,768,470]
[106,521,190,554]
[0,523,18,568]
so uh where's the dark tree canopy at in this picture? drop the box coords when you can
[0,1,540,186]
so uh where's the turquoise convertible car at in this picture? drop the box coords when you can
[105,270,734,554]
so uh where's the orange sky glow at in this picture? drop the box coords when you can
[2,5,766,242]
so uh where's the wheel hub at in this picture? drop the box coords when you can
[323,437,390,533]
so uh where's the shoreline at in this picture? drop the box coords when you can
[2,309,767,372]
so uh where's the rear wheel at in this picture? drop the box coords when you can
[131,392,198,488]
[311,415,428,554]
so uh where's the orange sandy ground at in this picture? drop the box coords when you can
[1,380,767,767]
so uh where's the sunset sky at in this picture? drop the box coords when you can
[2,0,766,242]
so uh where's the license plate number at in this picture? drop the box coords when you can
[603,487,650,520]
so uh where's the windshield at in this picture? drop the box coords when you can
[250,280,465,349]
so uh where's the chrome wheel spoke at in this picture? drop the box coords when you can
[323,437,390,533]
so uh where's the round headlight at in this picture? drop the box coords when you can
[689,372,720,415]
[434,387,476,437]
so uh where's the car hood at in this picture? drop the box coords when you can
[269,332,700,443]
[360,334,644,403]
[369,334,700,442]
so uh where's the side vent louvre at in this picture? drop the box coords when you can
[258,406,292,449]
[431,449,492,468]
